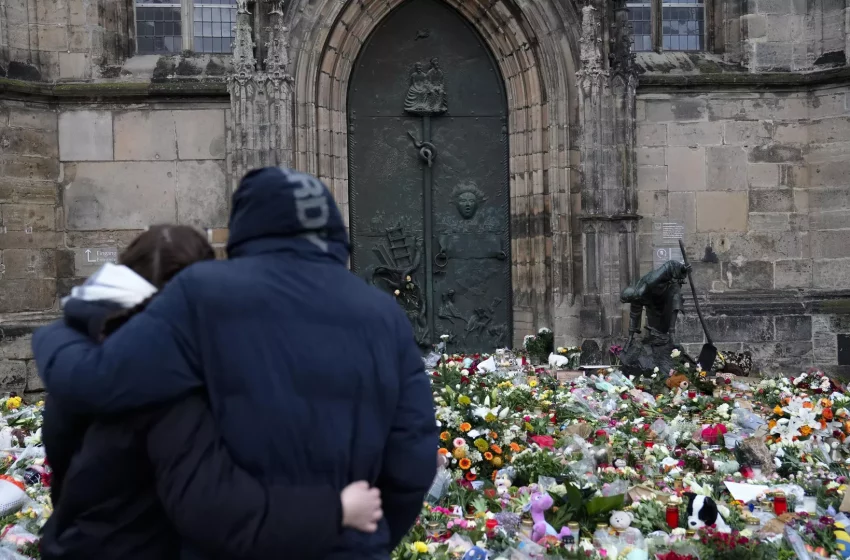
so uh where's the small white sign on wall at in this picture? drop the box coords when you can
[73,247,119,276]
[652,220,685,269]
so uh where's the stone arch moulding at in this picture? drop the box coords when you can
[286,0,582,343]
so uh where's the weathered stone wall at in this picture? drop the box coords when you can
[741,0,848,72]
[635,81,850,375]
[0,97,230,394]
[0,0,133,81]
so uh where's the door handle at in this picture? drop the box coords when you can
[408,131,437,167]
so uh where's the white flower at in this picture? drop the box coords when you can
[671,349,681,358]
[653,367,660,373]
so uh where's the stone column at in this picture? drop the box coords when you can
[576,0,639,346]
[229,0,293,186]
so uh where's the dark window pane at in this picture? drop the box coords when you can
[661,3,704,51]
[193,1,236,53]
[135,4,181,54]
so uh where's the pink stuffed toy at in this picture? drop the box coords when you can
[523,491,571,543]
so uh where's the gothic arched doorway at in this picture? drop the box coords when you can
[347,0,512,352]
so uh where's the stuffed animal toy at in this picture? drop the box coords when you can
[549,352,569,368]
[684,493,730,533]
[835,519,850,559]
[495,474,512,497]
[461,546,488,560]
[666,374,689,391]
[523,491,572,543]
[609,510,634,531]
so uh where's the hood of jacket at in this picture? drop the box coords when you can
[62,263,158,339]
[226,167,350,264]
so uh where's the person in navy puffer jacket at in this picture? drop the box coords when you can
[33,167,438,559]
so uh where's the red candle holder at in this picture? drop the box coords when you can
[666,504,680,529]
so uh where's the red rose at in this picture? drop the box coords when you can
[486,519,499,530]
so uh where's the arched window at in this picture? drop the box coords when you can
[135,0,237,55]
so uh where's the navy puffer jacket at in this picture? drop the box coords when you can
[34,167,437,559]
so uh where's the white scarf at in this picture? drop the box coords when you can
[62,263,157,309]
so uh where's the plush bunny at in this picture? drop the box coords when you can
[684,493,730,533]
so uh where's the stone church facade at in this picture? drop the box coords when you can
[0,0,848,392]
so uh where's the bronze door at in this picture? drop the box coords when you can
[348,0,512,352]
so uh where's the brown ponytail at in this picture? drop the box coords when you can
[99,225,215,339]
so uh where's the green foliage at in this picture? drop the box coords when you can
[524,330,554,363]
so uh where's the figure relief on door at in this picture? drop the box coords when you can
[347,0,511,352]
[404,58,448,116]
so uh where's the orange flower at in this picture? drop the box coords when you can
[803,401,814,409]
[491,444,503,455]
[773,406,784,416]
[823,408,834,421]
[459,458,472,470]
[438,448,449,455]
[440,431,450,441]
[768,419,777,429]
[490,432,499,440]
[800,426,813,437]
[466,472,477,481]
[484,452,494,461]
[459,423,472,432]
[510,442,521,452]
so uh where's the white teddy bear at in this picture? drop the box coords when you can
[609,510,633,531]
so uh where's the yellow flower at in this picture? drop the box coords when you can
[529,380,538,388]
[699,371,707,378]
[485,413,497,423]
[774,406,784,416]
[412,541,429,553]
[474,438,489,452]
[5,397,22,410]
[36,400,44,408]
[458,395,471,406]
[492,456,503,467]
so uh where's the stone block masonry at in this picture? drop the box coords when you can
[636,84,850,376]
[0,100,231,395]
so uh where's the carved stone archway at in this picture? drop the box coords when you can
[230,0,639,348]
[284,0,582,343]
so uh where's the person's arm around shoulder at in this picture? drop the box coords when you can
[376,311,438,548]
[145,393,350,560]
[32,273,202,414]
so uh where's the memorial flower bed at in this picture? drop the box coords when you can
[394,349,850,560]
[4,345,850,558]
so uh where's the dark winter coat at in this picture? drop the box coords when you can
[33,167,438,559]
[40,299,344,560]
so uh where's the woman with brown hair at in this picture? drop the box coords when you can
[40,225,382,560]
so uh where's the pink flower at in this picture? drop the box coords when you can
[453,438,466,448]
